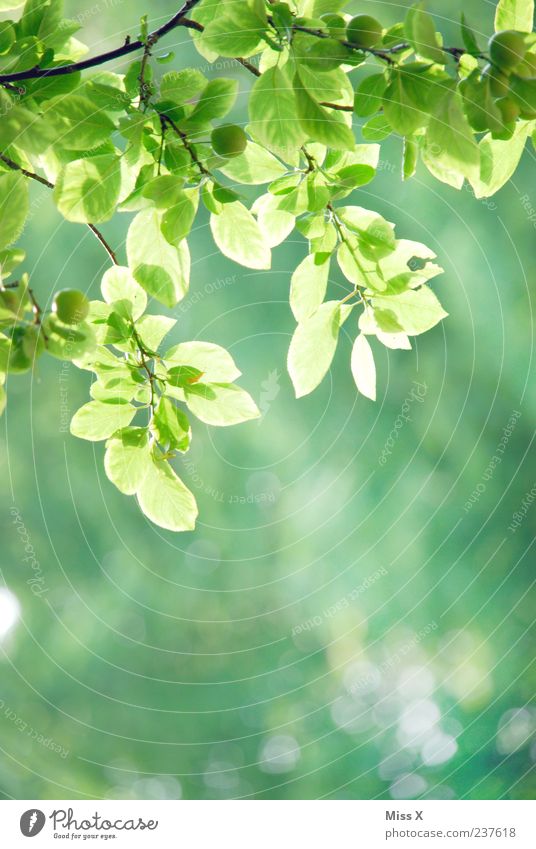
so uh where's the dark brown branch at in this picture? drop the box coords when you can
[0,1,203,84]
[0,154,118,264]
[159,113,210,177]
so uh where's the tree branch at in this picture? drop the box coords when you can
[0,154,118,264]
[0,1,203,84]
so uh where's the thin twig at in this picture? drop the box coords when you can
[0,0,204,84]
[160,112,210,177]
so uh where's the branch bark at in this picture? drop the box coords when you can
[0,1,203,84]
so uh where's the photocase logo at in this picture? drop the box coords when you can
[20,809,46,837]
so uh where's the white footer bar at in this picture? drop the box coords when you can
[1,799,534,847]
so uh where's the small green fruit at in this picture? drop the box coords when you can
[346,15,383,49]
[320,13,346,39]
[489,30,526,71]
[515,52,536,78]
[211,124,247,158]
[482,63,510,98]
[496,96,520,123]
[52,289,90,325]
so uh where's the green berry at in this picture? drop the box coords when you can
[515,52,536,78]
[320,13,346,39]
[211,124,247,158]
[52,289,89,325]
[482,63,511,98]
[489,30,526,71]
[346,15,383,49]
[496,96,520,123]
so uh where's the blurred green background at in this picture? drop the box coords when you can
[1,0,535,801]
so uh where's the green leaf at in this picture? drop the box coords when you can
[104,426,152,495]
[210,201,271,269]
[294,80,355,151]
[160,69,206,104]
[405,2,445,64]
[0,383,6,417]
[403,137,419,180]
[0,172,29,250]
[160,189,199,246]
[184,382,260,426]
[290,253,330,322]
[44,315,96,361]
[135,314,176,352]
[101,266,147,320]
[43,95,115,150]
[137,453,198,532]
[218,142,287,185]
[164,341,241,383]
[152,396,190,451]
[201,1,266,57]
[249,65,306,154]
[362,114,392,141]
[354,73,387,118]
[188,78,238,124]
[469,121,534,198]
[351,333,376,401]
[54,154,121,223]
[371,286,448,335]
[460,14,481,55]
[70,399,136,442]
[495,0,534,32]
[424,89,480,185]
[252,192,295,247]
[288,301,344,398]
[0,105,56,154]
[127,208,191,307]
[383,68,429,136]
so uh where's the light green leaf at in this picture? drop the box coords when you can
[188,78,238,124]
[164,341,241,383]
[249,65,306,155]
[405,2,445,64]
[127,208,191,307]
[160,189,199,246]
[252,192,295,247]
[137,454,198,532]
[290,253,330,322]
[288,301,343,398]
[372,286,448,335]
[152,396,190,451]
[425,89,480,185]
[54,154,121,223]
[0,105,56,154]
[383,68,428,136]
[160,68,206,104]
[495,0,534,32]
[0,172,29,250]
[135,314,176,352]
[351,333,376,400]
[0,383,6,417]
[70,399,136,442]
[210,201,271,269]
[469,121,534,198]
[201,2,266,57]
[294,82,355,150]
[101,266,147,320]
[43,94,115,150]
[219,142,287,185]
[185,382,260,426]
[104,426,151,495]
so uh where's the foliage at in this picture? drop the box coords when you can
[0,0,534,531]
